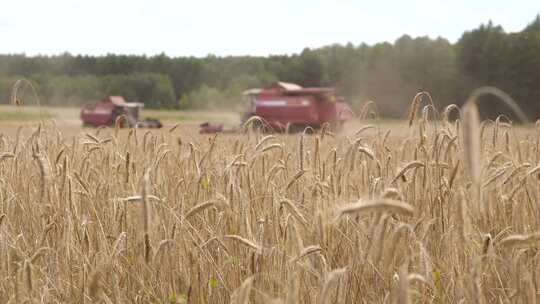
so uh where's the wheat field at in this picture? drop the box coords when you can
[0,99,539,303]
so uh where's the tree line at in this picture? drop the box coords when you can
[1,16,539,119]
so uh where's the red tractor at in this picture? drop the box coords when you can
[80,96,162,128]
[242,82,353,132]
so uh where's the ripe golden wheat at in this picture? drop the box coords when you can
[0,90,539,303]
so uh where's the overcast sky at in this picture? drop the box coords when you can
[1,0,538,57]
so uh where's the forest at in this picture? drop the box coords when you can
[1,16,539,119]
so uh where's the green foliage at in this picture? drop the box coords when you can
[166,292,186,304]
[208,277,219,289]
[178,94,190,109]
[433,269,444,303]
[102,73,176,108]
[184,85,225,110]
[455,17,540,119]
[298,48,326,86]
[0,73,175,108]
[1,16,540,118]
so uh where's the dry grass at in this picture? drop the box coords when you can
[0,100,539,303]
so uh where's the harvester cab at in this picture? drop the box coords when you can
[241,88,262,123]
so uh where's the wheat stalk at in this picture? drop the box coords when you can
[335,199,415,221]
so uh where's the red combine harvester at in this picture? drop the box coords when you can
[243,82,353,132]
[81,96,162,128]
